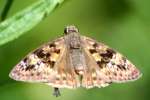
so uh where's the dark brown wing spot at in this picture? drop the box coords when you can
[48,60,55,68]
[89,49,97,54]
[93,43,98,48]
[100,48,116,59]
[56,77,60,81]
[99,49,116,64]
[23,57,28,62]
[97,61,105,68]
[34,48,51,59]
[54,49,60,54]
[49,43,56,48]
[113,72,117,76]
[19,63,26,69]
[62,76,66,80]
[117,65,126,70]
[37,72,41,76]
[105,71,111,75]
[45,53,51,57]
[92,76,97,80]
[34,49,45,58]
[30,73,34,76]
[97,61,101,65]
[25,65,35,71]
[37,62,41,66]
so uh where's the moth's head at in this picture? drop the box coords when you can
[64,25,79,35]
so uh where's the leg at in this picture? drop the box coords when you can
[53,87,61,97]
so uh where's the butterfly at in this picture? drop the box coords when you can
[9,25,142,97]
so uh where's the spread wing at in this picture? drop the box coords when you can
[9,37,80,88]
[81,36,142,88]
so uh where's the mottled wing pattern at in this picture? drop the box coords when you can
[9,37,80,88]
[81,36,142,88]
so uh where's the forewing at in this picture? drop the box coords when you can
[81,36,142,88]
[9,37,80,88]
[47,47,80,88]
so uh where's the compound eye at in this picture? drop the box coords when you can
[64,28,69,35]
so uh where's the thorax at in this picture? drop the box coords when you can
[64,32,86,75]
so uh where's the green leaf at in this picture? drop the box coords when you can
[0,0,14,21]
[0,0,65,46]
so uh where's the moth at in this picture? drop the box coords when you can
[9,25,142,97]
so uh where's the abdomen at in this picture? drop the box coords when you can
[70,49,86,75]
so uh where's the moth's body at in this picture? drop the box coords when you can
[64,28,86,75]
[9,25,142,97]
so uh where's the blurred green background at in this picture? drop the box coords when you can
[0,0,149,100]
